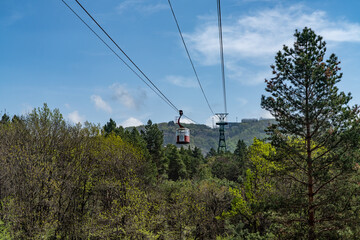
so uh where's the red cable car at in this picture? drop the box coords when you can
[176,110,190,144]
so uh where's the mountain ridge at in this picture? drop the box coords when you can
[129,119,275,154]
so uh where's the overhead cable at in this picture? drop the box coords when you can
[217,0,228,114]
[167,0,215,116]
[61,0,177,112]
[61,0,198,124]
[73,0,179,112]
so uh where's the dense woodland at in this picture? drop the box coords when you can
[2,28,360,239]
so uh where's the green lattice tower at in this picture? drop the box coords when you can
[215,113,228,153]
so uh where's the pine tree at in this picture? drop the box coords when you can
[206,148,217,158]
[234,139,248,181]
[0,113,10,124]
[167,144,187,181]
[104,118,117,135]
[234,139,247,160]
[261,27,360,239]
[141,120,164,175]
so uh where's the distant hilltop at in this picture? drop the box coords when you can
[158,118,275,153]
[128,118,275,153]
[227,117,275,125]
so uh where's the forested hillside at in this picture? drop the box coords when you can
[132,119,275,153]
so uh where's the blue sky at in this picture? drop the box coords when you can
[1,0,360,127]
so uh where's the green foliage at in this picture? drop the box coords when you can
[221,139,280,237]
[0,104,150,239]
[261,27,360,239]
[217,228,276,240]
[0,104,237,239]
[0,220,11,240]
[166,144,187,181]
[103,118,117,135]
[207,147,218,158]
[103,119,157,184]
[234,139,247,160]
[209,154,243,182]
[141,120,165,177]
[0,114,10,124]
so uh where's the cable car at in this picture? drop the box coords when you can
[176,110,190,144]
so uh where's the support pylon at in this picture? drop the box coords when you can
[215,113,228,153]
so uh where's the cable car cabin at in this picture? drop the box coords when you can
[176,127,190,144]
[176,110,190,144]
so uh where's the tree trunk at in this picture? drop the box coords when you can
[307,157,315,240]
[306,128,315,239]
[306,81,315,240]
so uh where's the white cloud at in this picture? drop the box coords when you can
[117,0,167,15]
[121,117,143,128]
[236,97,248,106]
[185,4,360,85]
[117,0,142,13]
[205,115,217,128]
[181,117,195,124]
[110,83,146,110]
[260,109,273,119]
[141,3,168,13]
[165,75,198,88]
[174,115,195,126]
[319,24,360,42]
[68,111,84,124]
[204,114,231,128]
[91,95,112,113]
[226,61,269,85]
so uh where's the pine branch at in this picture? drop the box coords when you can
[313,171,343,196]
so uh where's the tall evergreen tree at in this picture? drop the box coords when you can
[234,139,247,160]
[189,146,203,176]
[103,118,117,135]
[141,120,164,175]
[0,113,10,124]
[261,27,360,239]
[166,144,187,181]
[206,148,217,158]
[233,139,248,182]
